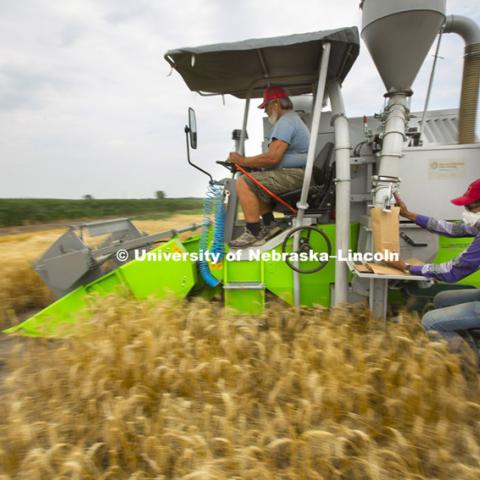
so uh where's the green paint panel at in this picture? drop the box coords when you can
[119,238,196,299]
[436,235,480,287]
[223,258,264,313]
[225,260,263,283]
[263,247,294,304]
[182,235,201,253]
[85,270,123,295]
[224,289,265,315]
[265,224,359,308]
[4,287,91,337]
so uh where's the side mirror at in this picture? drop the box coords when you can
[184,107,212,183]
[188,107,197,149]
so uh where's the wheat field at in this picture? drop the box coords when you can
[1,216,480,478]
[1,297,480,479]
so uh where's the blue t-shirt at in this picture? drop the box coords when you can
[268,111,310,169]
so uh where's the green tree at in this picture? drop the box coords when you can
[155,191,166,199]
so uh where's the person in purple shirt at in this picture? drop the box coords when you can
[387,179,480,345]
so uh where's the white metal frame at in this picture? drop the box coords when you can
[293,43,332,306]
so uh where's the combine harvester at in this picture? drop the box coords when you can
[6,0,480,336]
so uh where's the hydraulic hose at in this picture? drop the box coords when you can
[198,183,225,287]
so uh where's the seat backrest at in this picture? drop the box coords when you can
[312,142,334,186]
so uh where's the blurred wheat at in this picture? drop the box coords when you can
[1,296,480,479]
[0,231,60,327]
[0,214,202,329]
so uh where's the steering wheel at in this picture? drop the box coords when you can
[281,226,332,274]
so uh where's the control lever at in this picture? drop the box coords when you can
[216,161,257,173]
[400,231,428,247]
[216,160,235,172]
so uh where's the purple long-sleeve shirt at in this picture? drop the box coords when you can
[408,214,480,282]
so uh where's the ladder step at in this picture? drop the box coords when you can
[224,282,265,290]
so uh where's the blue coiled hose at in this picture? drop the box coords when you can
[199,183,225,287]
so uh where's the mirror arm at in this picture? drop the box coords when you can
[184,126,214,184]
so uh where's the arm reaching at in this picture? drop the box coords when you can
[409,236,480,282]
[415,215,479,238]
[394,192,478,237]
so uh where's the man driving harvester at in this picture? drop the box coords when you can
[228,86,310,248]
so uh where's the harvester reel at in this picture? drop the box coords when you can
[281,226,332,274]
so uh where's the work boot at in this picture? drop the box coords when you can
[262,220,282,239]
[230,228,266,248]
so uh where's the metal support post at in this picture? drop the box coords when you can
[293,42,332,306]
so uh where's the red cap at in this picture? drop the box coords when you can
[451,179,480,206]
[258,86,288,109]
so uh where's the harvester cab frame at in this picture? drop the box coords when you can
[165,27,362,308]
[5,0,480,338]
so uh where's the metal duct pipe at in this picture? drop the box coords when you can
[445,15,480,45]
[369,91,409,319]
[327,81,351,305]
[444,15,480,144]
[374,92,409,207]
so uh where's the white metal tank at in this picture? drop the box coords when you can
[361,0,446,92]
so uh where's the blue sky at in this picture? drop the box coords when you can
[0,0,479,198]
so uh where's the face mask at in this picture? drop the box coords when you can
[268,110,279,125]
[462,210,480,227]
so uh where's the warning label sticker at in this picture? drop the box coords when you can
[428,160,465,180]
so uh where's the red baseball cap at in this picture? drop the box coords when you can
[451,179,480,206]
[258,85,288,109]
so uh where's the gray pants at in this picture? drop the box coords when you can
[422,289,480,342]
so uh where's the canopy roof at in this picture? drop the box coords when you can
[164,27,360,99]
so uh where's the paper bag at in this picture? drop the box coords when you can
[354,263,372,273]
[371,207,400,256]
[367,263,406,276]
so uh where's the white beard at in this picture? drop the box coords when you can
[268,111,279,125]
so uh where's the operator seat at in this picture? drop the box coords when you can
[271,141,336,215]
